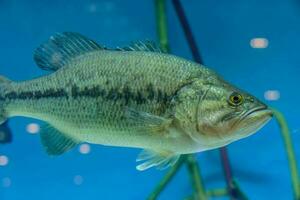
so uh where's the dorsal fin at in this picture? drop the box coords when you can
[116,40,163,53]
[0,76,11,84]
[34,32,104,71]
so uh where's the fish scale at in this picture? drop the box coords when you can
[0,32,272,170]
[4,50,204,147]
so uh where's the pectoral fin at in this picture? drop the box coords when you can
[125,107,172,134]
[136,149,180,171]
[40,124,79,155]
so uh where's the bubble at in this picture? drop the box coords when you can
[87,3,97,13]
[292,129,299,134]
[0,155,9,166]
[79,144,91,154]
[2,177,11,188]
[264,90,280,101]
[103,2,115,12]
[73,175,83,185]
[26,123,40,134]
[250,38,269,48]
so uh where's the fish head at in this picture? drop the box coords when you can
[193,80,273,147]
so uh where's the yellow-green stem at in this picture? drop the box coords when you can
[155,0,169,53]
[272,108,300,200]
[185,154,207,200]
[152,1,299,200]
[147,157,185,200]
[207,188,228,197]
[151,1,207,199]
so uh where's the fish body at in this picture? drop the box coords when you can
[0,33,273,170]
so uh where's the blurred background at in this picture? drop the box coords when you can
[0,0,299,199]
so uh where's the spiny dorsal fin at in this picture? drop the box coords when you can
[136,149,180,171]
[34,32,104,71]
[40,123,79,155]
[0,75,11,84]
[116,40,163,53]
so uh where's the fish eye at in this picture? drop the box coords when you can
[228,92,244,106]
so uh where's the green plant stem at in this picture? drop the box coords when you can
[153,0,214,199]
[272,108,300,200]
[230,180,249,200]
[155,0,169,53]
[185,154,207,200]
[207,188,228,197]
[147,157,185,200]
[148,1,183,199]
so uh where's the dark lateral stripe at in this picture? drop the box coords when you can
[71,85,170,105]
[2,89,68,101]
[1,84,171,105]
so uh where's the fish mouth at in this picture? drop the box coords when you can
[234,106,273,127]
[228,105,273,139]
[244,105,272,119]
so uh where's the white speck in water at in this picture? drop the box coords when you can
[26,123,40,134]
[103,2,115,12]
[103,18,113,26]
[250,38,269,48]
[293,129,299,134]
[79,144,91,154]
[0,155,9,166]
[120,17,129,26]
[73,175,83,185]
[264,90,280,101]
[87,3,97,13]
[2,177,11,188]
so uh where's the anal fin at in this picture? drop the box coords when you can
[40,124,79,155]
[136,149,180,171]
[0,121,12,144]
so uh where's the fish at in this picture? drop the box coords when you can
[0,32,273,170]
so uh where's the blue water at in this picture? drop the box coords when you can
[0,0,299,199]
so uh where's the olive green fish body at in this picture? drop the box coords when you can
[0,32,272,170]
[3,50,207,153]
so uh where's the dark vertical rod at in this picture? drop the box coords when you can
[220,148,235,199]
[220,148,232,185]
[172,0,203,64]
[171,0,235,197]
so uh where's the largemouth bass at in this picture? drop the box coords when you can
[0,32,273,170]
